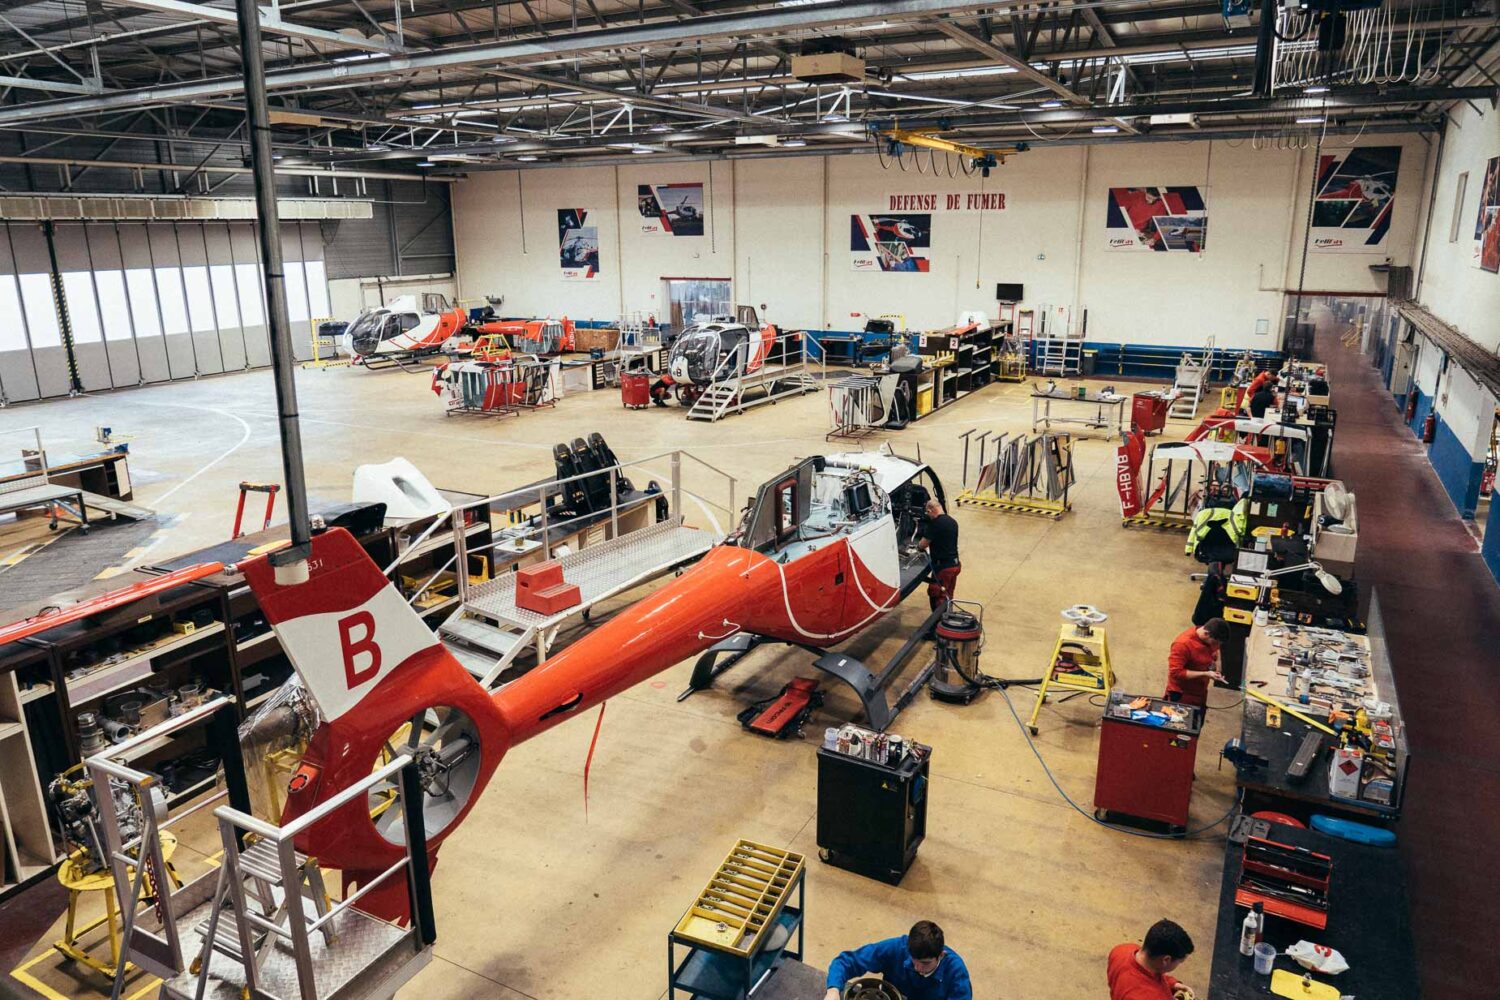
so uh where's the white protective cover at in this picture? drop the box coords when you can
[352,457,452,519]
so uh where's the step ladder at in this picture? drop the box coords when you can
[191,837,333,992]
[1168,336,1216,420]
[686,380,742,421]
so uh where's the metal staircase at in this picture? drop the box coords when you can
[685,332,820,422]
[1168,336,1217,420]
[191,837,335,992]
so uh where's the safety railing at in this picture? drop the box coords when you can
[196,751,434,1000]
[382,447,738,614]
[85,696,243,993]
[0,425,50,494]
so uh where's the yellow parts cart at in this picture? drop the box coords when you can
[1028,606,1115,734]
[668,840,806,998]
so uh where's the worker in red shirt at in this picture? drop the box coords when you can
[1165,619,1229,707]
[1241,370,1278,411]
[1108,919,1197,1000]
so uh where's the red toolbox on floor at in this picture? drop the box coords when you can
[621,372,650,409]
[1094,692,1202,830]
[1131,392,1171,434]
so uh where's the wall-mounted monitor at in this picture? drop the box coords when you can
[995,282,1024,302]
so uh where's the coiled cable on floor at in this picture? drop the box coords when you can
[992,682,1242,840]
[936,627,1240,838]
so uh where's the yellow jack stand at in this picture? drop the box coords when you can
[54,834,181,977]
[1027,606,1115,734]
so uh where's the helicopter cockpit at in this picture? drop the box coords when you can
[731,458,887,560]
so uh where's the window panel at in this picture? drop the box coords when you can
[155,267,190,335]
[209,265,240,328]
[304,259,331,318]
[284,262,310,322]
[183,266,216,332]
[62,272,102,344]
[234,263,265,325]
[94,271,134,342]
[18,274,61,347]
[125,268,163,338]
[0,276,25,351]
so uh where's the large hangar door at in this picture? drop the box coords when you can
[2,223,72,398]
[116,223,176,384]
[177,224,228,376]
[147,222,201,378]
[52,223,118,392]
[0,223,42,403]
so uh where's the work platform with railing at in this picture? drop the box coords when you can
[685,330,821,422]
[81,698,434,1000]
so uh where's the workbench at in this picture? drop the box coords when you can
[1030,389,1127,437]
[1208,819,1417,999]
[1233,594,1406,822]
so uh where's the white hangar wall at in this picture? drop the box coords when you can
[452,134,1430,351]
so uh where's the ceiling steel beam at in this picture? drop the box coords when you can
[0,0,1040,124]
[0,73,103,94]
[490,66,769,124]
[111,0,406,53]
[929,16,1140,133]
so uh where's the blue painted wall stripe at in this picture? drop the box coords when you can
[1427,415,1485,518]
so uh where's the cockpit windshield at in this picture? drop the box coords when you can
[734,458,888,555]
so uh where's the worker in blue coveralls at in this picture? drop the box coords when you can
[824,920,973,1000]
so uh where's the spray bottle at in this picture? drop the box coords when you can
[1238,902,1263,957]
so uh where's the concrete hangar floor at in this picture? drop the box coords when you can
[0,357,1234,999]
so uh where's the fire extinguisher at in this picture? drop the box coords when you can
[1422,413,1436,443]
[1406,389,1419,421]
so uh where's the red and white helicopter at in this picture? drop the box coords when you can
[341,293,470,367]
[239,449,944,920]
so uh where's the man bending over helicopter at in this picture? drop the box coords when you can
[918,498,961,610]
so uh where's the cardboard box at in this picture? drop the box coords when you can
[574,328,619,354]
[1328,747,1363,799]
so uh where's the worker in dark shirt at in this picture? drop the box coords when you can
[919,499,960,610]
[1247,382,1277,419]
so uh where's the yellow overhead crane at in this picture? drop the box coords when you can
[877,127,1028,175]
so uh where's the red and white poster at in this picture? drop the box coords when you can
[1310,146,1400,254]
[638,183,704,236]
[1104,187,1207,253]
[850,213,932,272]
[1474,156,1500,273]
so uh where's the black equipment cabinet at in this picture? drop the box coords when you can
[815,744,930,884]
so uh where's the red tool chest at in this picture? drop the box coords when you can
[1094,692,1203,830]
[1131,392,1171,434]
[620,372,651,409]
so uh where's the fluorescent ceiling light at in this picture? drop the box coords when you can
[903,66,1017,81]
[1091,125,1120,134]
[417,160,435,167]
[1296,116,1325,124]
[631,147,655,154]
[516,154,539,161]
[491,135,518,143]
[782,138,807,147]
[648,123,673,132]
[1039,100,1063,109]
[1305,85,1329,94]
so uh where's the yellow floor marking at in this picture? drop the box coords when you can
[9,945,159,1000]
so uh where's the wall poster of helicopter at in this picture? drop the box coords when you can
[1472,155,1500,273]
[1104,187,1208,252]
[557,208,601,280]
[850,213,932,272]
[638,182,705,236]
[1309,145,1401,254]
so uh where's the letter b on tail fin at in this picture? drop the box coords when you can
[241,528,443,722]
[339,610,382,687]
